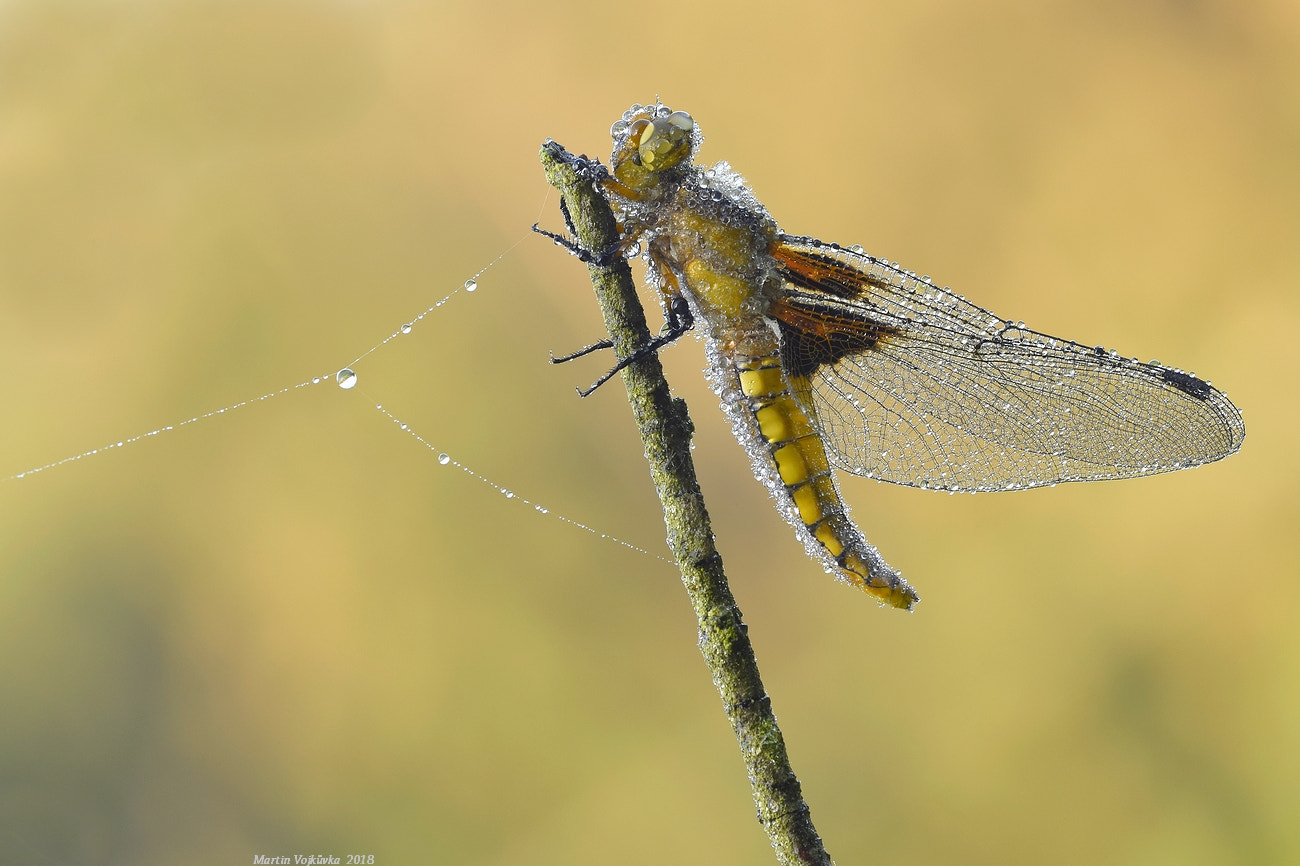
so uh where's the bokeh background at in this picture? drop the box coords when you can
[1,1,1296,863]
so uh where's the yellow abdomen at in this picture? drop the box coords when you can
[733,355,918,610]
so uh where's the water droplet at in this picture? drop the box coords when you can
[401,323,413,334]
[625,241,642,258]
[463,278,477,292]
[437,453,450,465]
[312,377,321,384]
[336,368,358,389]
[849,244,864,253]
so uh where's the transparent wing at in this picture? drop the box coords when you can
[771,236,1246,492]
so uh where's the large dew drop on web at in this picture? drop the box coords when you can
[336,368,358,390]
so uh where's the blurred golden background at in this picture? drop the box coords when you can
[1,1,1296,863]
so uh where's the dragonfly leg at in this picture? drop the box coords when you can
[550,340,614,364]
[572,295,695,397]
[531,219,631,267]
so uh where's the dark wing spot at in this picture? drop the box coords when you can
[778,318,885,379]
[1160,368,1214,400]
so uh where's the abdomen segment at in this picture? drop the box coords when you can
[718,345,919,610]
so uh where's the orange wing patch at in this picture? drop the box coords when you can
[769,241,900,379]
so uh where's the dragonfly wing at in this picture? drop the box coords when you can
[771,236,1246,491]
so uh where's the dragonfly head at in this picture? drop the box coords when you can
[608,104,697,195]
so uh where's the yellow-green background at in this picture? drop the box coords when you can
[1,1,1295,863]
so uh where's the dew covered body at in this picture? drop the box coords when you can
[610,135,918,607]
[577,103,1245,610]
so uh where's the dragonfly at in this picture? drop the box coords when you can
[536,102,1245,611]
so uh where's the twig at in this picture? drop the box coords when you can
[539,139,833,866]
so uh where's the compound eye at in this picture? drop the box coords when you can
[637,114,692,170]
[625,118,652,144]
